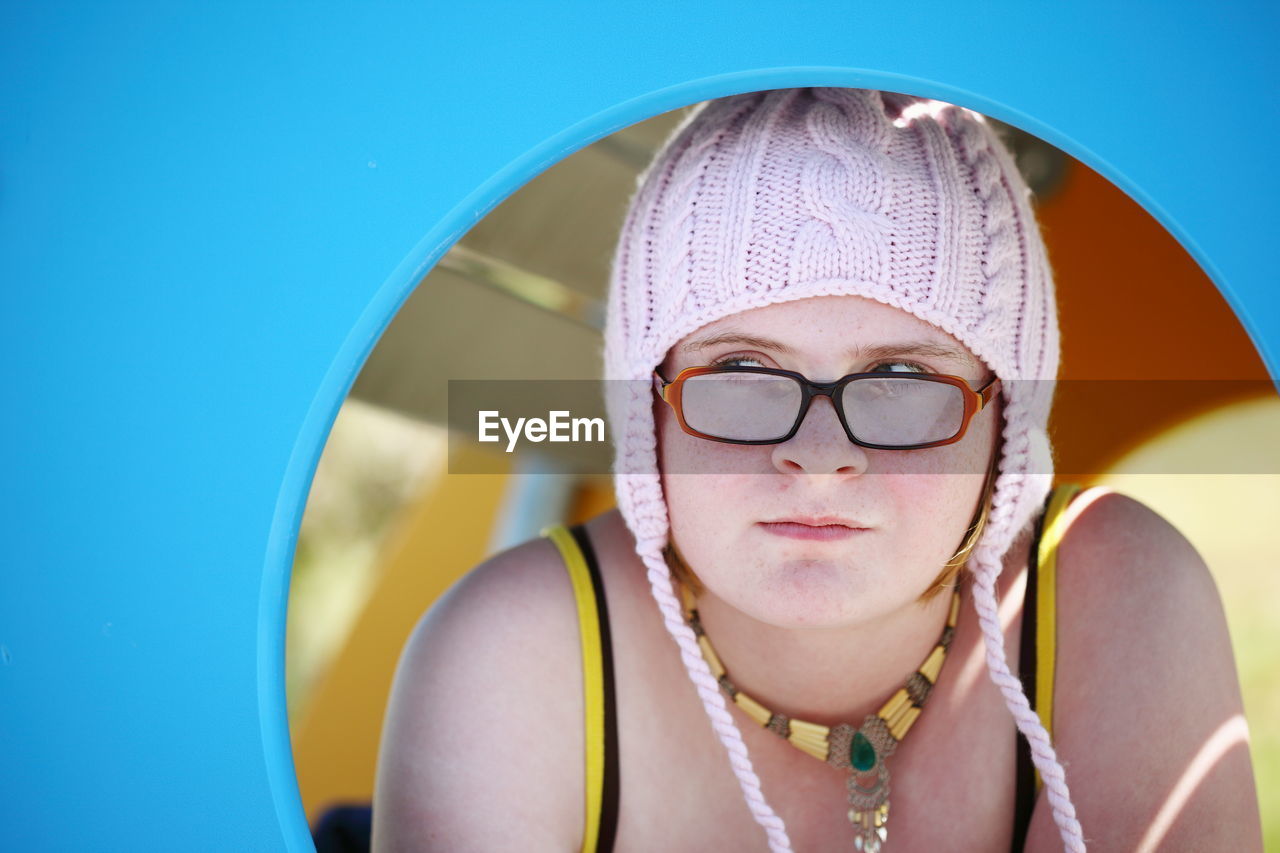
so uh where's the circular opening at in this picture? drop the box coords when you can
[285,86,1277,847]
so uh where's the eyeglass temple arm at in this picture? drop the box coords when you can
[652,368,669,399]
[977,376,1002,408]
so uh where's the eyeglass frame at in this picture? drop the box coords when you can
[651,364,1002,450]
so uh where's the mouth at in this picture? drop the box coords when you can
[757,516,870,542]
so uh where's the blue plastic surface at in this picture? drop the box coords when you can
[1,2,1276,849]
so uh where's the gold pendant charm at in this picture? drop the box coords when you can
[846,775,890,851]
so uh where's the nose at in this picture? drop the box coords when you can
[770,394,869,476]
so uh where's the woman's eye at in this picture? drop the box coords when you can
[710,354,768,368]
[868,360,927,374]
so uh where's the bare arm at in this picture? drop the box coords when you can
[372,537,586,852]
[1025,489,1263,851]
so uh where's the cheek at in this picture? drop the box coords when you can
[656,406,773,603]
[656,402,757,533]
[870,412,998,561]
[654,396,763,476]
[873,474,980,566]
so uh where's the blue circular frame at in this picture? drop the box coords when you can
[2,3,1276,849]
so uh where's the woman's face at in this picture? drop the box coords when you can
[656,294,1001,629]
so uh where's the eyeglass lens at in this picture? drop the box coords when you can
[680,371,966,446]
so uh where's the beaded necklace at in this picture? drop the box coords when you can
[678,582,961,852]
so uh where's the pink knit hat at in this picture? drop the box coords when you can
[602,88,1083,851]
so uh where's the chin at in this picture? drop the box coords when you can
[722,559,878,628]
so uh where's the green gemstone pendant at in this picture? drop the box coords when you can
[850,731,878,771]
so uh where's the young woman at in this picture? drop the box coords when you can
[372,88,1262,851]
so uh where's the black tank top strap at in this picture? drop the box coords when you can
[569,523,620,853]
[1010,487,1056,850]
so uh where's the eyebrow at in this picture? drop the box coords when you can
[681,332,974,366]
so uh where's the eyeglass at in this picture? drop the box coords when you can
[652,364,1000,449]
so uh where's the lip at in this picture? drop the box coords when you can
[757,516,870,541]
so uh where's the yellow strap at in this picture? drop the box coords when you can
[541,523,604,853]
[1032,482,1082,791]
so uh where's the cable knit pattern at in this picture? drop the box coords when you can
[602,87,1081,851]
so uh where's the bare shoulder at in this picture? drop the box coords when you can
[372,531,585,852]
[1024,488,1263,850]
